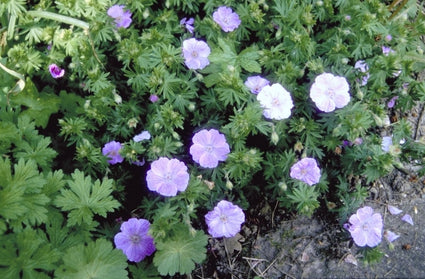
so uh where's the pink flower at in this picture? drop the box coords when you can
[257,83,294,120]
[347,206,383,247]
[49,64,65,79]
[146,157,189,197]
[205,200,245,238]
[212,6,241,32]
[182,38,211,70]
[189,129,230,168]
[310,73,350,112]
[290,157,321,186]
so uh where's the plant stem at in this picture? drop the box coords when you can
[27,10,89,30]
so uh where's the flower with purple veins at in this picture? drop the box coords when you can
[244,76,270,94]
[49,64,65,79]
[107,5,132,28]
[346,206,383,247]
[102,141,124,164]
[180,17,195,34]
[114,218,156,262]
[290,157,321,186]
[205,200,245,238]
[213,6,241,32]
[190,129,230,168]
[257,83,294,120]
[146,157,189,197]
[310,73,350,112]
[354,60,370,86]
[182,38,211,70]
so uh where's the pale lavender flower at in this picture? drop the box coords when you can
[102,141,124,165]
[385,34,392,42]
[290,157,321,186]
[107,5,132,28]
[384,230,400,243]
[381,136,392,153]
[310,73,350,112]
[114,218,156,262]
[388,205,403,215]
[213,6,241,32]
[49,64,65,79]
[257,83,294,120]
[133,131,151,142]
[182,38,211,70]
[146,157,189,197]
[244,76,270,94]
[401,214,414,226]
[382,46,395,56]
[387,96,399,108]
[190,129,230,168]
[180,17,195,34]
[347,206,383,247]
[205,200,245,238]
[149,94,159,103]
[354,60,370,86]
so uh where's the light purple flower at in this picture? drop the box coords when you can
[387,96,399,108]
[347,206,383,247]
[257,83,294,120]
[388,205,403,215]
[146,157,189,197]
[49,64,65,79]
[102,141,124,164]
[401,214,414,226]
[384,230,400,243]
[190,129,230,168]
[382,46,395,56]
[133,131,151,142]
[149,95,159,103]
[354,60,370,86]
[205,200,245,238]
[212,6,241,32]
[114,218,156,262]
[182,38,211,70]
[382,136,392,153]
[180,17,195,34]
[290,157,321,186]
[310,73,350,112]
[107,5,132,28]
[244,76,270,94]
[385,34,392,42]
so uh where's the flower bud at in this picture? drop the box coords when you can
[278,181,287,191]
[271,130,279,145]
[127,118,138,128]
[188,103,196,111]
[226,180,233,190]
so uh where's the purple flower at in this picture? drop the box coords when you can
[354,60,370,86]
[182,38,211,70]
[385,34,392,42]
[102,141,124,164]
[401,214,414,226]
[149,94,159,103]
[384,230,400,243]
[49,64,65,79]
[257,83,294,120]
[107,5,132,28]
[290,157,321,186]
[387,96,399,108]
[205,200,245,238]
[382,46,395,56]
[190,129,230,168]
[244,76,270,94]
[133,131,151,142]
[381,136,392,153]
[388,205,403,215]
[146,157,189,197]
[180,17,195,34]
[212,6,241,32]
[310,73,350,112]
[347,206,383,247]
[114,218,156,262]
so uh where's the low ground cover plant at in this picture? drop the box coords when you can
[1,0,425,277]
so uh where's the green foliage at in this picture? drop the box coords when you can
[282,184,320,217]
[54,170,120,227]
[55,239,128,279]
[153,224,208,276]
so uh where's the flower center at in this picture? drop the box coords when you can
[164,173,173,182]
[327,88,335,98]
[205,145,213,153]
[191,51,198,58]
[219,214,228,223]
[130,234,140,244]
[272,97,280,106]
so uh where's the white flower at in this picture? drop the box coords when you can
[257,83,294,120]
[310,73,350,112]
[133,131,151,142]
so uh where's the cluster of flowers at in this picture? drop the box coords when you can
[345,205,414,248]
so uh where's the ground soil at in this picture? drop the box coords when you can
[192,103,425,279]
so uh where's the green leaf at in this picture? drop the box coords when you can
[55,239,128,279]
[153,225,208,276]
[128,262,161,279]
[54,170,120,227]
[237,46,261,73]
